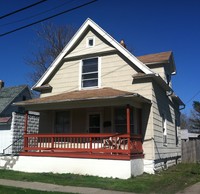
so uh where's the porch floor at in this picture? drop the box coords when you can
[20,151,144,160]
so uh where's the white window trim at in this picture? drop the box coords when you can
[79,57,101,90]
[86,36,95,47]
[162,113,167,146]
[175,119,179,146]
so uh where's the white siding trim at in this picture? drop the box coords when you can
[79,60,82,90]
[33,18,154,90]
[98,56,101,88]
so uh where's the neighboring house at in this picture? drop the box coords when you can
[181,129,200,141]
[0,81,32,154]
[13,18,184,178]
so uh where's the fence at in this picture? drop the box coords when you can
[181,139,200,163]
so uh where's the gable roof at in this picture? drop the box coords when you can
[137,51,176,74]
[33,18,154,90]
[0,85,28,115]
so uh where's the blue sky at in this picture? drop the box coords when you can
[0,0,200,114]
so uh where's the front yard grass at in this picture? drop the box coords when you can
[0,163,200,194]
[0,185,73,194]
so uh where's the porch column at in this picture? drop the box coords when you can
[126,105,131,156]
[126,105,131,134]
[24,111,28,152]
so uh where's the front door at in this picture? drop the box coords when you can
[88,113,100,133]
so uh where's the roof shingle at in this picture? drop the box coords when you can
[0,85,27,115]
[137,51,172,64]
[15,87,151,106]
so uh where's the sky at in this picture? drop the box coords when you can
[0,0,200,114]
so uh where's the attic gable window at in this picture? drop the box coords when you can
[81,57,100,88]
[87,37,95,47]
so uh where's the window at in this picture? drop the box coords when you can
[88,114,100,133]
[87,37,95,47]
[55,111,70,133]
[162,114,167,146]
[175,120,179,146]
[81,58,99,88]
[114,107,134,134]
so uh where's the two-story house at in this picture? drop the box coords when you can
[14,18,184,179]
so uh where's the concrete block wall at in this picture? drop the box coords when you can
[3,112,39,155]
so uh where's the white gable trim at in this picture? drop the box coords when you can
[33,18,154,89]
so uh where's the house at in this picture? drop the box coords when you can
[12,18,184,178]
[0,82,32,154]
[181,129,200,141]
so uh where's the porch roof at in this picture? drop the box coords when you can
[14,87,151,108]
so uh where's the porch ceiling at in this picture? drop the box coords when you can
[14,87,151,110]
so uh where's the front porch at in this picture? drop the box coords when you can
[16,88,151,161]
[21,133,143,160]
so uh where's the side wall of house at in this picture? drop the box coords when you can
[152,81,181,171]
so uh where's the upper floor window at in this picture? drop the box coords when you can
[81,58,99,88]
[87,37,95,47]
[162,113,167,146]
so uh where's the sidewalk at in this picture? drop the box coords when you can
[176,182,200,194]
[0,179,136,194]
[1,179,200,194]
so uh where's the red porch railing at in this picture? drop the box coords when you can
[21,133,144,160]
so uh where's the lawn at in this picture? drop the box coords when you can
[0,163,200,194]
[0,185,73,194]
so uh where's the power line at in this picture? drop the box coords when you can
[0,0,75,27]
[185,89,200,104]
[0,0,47,20]
[0,0,98,37]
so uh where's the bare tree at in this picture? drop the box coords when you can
[189,101,200,132]
[26,22,76,84]
[180,113,190,129]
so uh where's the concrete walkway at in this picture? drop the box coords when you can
[1,179,200,194]
[0,179,136,194]
[176,182,200,194]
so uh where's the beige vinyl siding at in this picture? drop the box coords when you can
[149,65,172,87]
[41,60,80,97]
[152,81,181,161]
[101,54,152,98]
[66,30,115,58]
